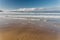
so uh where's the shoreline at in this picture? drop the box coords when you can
[0,18,60,40]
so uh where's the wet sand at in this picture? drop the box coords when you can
[0,19,59,40]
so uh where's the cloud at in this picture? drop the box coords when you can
[12,8,46,12]
[15,7,60,11]
[16,8,36,11]
[1,7,60,12]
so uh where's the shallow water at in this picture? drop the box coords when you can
[0,12,60,40]
[0,18,60,40]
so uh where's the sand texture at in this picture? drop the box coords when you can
[0,19,59,40]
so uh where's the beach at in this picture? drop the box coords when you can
[0,18,59,40]
[0,0,60,40]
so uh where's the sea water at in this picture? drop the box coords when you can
[0,12,60,23]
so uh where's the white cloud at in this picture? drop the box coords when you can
[16,8,36,11]
[15,7,60,11]
[15,8,47,11]
[1,7,60,12]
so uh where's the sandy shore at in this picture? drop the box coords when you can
[0,19,60,40]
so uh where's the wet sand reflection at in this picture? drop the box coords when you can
[0,19,59,40]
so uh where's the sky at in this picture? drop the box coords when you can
[0,0,59,10]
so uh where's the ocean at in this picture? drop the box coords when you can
[0,12,60,23]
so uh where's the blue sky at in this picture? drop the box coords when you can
[0,0,59,10]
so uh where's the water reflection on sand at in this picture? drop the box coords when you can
[0,18,60,40]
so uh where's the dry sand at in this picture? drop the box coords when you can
[0,19,59,40]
